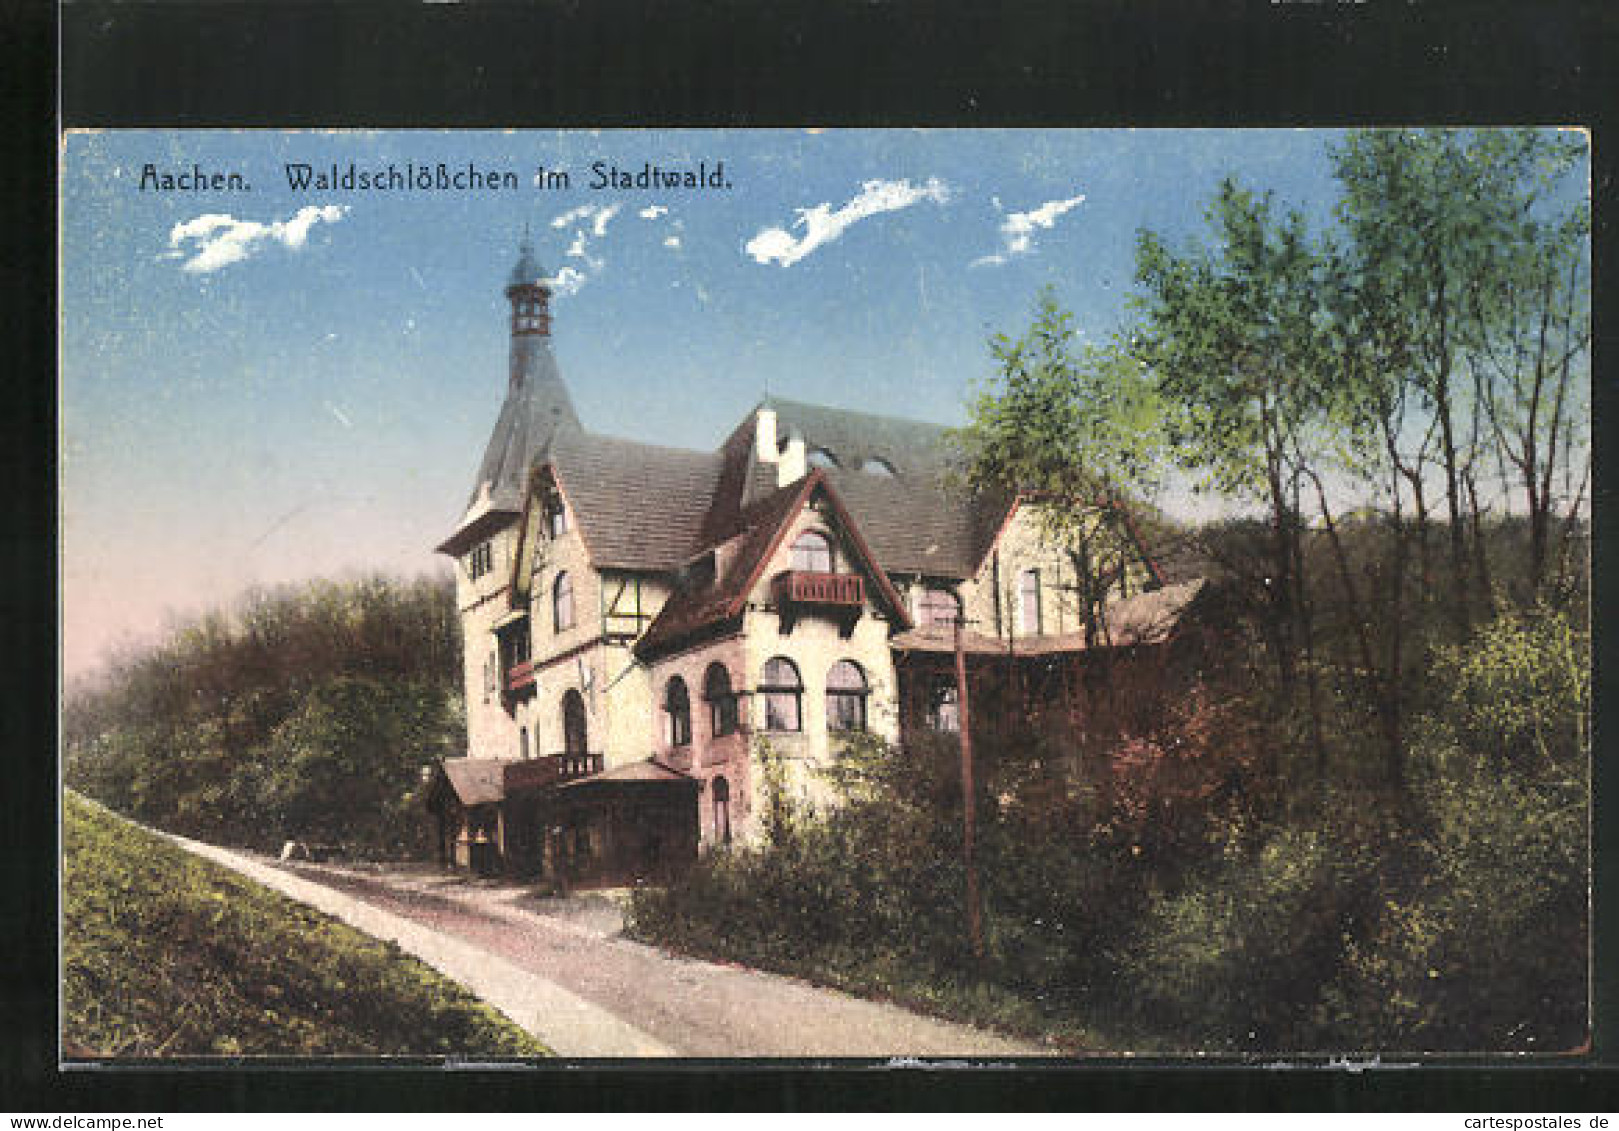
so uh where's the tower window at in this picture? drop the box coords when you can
[468,540,495,579]
[790,530,834,573]
[553,571,575,632]
[665,676,692,748]
[760,657,803,732]
[826,660,869,732]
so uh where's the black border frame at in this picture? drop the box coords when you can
[12,0,1618,1111]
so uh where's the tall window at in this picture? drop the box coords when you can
[704,662,738,737]
[483,651,497,697]
[826,660,869,731]
[712,776,732,844]
[468,540,494,579]
[562,690,588,757]
[928,680,960,733]
[918,587,961,627]
[553,571,575,632]
[665,676,692,747]
[545,495,568,539]
[519,726,530,760]
[760,656,803,732]
[1020,569,1043,635]
[790,530,834,573]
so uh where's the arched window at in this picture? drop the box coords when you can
[712,775,732,844]
[791,530,833,573]
[918,587,961,627]
[553,571,575,632]
[808,447,840,470]
[826,660,869,732]
[860,457,896,477]
[760,656,803,732]
[519,726,530,760]
[704,662,738,738]
[665,676,692,747]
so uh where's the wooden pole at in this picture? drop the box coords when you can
[954,615,985,962]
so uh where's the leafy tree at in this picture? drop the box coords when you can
[1133,180,1339,770]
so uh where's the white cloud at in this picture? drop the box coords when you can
[546,266,589,296]
[167,205,347,274]
[745,177,952,267]
[664,235,681,249]
[565,232,588,259]
[640,204,669,220]
[589,204,621,237]
[551,204,596,229]
[972,192,1086,268]
[552,203,620,237]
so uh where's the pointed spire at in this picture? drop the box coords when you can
[509,227,547,289]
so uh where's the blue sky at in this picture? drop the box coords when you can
[62,128,1354,677]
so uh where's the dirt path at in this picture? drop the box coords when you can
[175,838,1054,1059]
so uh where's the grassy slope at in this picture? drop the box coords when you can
[63,793,549,1057]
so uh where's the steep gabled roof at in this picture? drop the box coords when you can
[634,470,912,660]
[754,398,1012,579]
[547,431,725,572]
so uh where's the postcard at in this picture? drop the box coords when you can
[59,128,1591,1061]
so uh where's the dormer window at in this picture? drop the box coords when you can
[468,540,495,579]
[808,447,840,470]
[790,530,834,573]
[859,457,896,477]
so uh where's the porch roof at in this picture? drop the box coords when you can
[891,579,1208,657]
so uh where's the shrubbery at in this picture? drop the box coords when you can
[631,602,1589,1052]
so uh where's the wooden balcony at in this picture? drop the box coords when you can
[772,570,864,636]
[773,570,863,607]
[502,751,604,793]
[504,659,535,693]
[546,751,604,780]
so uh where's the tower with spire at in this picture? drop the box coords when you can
[442,237,583,550]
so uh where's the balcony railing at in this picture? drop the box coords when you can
[504,660,535,693]
[772,570,863,607]
[547,751,604,780]
[503,751,604,793]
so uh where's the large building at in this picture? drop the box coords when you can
[425,243,1197,884]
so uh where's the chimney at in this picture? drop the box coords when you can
[754,406,779,464]
[777,428,807,487]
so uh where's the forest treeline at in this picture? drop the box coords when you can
[631,129,1591,1051]
[64,574,463,857]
